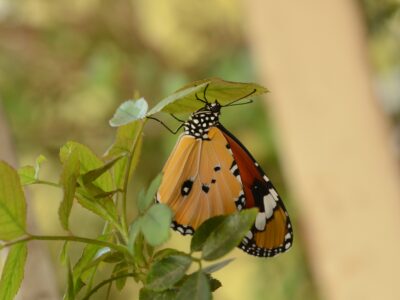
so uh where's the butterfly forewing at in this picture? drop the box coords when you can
[157,127,243,234]
[219,125,293,257]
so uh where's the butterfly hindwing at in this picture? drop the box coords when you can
[219,125,293,257]
[157,127,244,235]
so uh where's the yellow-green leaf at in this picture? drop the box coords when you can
[138,173,162,213]
[59,150,80,230]
[105,121,144,189]
[0,161,26,240]
[60,141,113,192]
[18,166,36,185]
[147,77,268,115]
[0,243,28,300]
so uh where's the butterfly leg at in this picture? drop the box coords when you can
[170,114,185,122]
[147,116,184,134]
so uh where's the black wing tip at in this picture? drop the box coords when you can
[171,221,195,236]
[238,241,293,258]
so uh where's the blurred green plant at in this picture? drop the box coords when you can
[0,79,265,300]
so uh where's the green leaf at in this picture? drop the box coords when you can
[147,77,268,115]
[152,248,185,262]
[0,243,27,300]
[76,190,119,225]
[190,215,226,252]
[18,166,35,185]
[81,155,124,186]
[60,142,113,192]
[146,254,192,291]
[176,271,211,300]
[201,208,258,261]
[140,204,172,247]
[0,161,26,240]
[79,248,123,273]
[73,234,110,284]
[59,150,80,230]
[65,258,75,300]
[208,276,222,292]
[112,262,129,291]
[109,98,148,127]
[147,82,208,116]
[60,241,69,265]
[202,258,234,274]
[139,288,178,300]
[138,173,162,213]
[19,155,48,185]
[105,121,144,189]
[133,233,146,268]
[128,219,141,253]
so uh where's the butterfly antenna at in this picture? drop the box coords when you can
[227,99,253,107]
[221,88,257,107]
[195,83,210,104]
[203,83,210,103]
[147,116,184,134]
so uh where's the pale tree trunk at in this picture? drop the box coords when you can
[244,1,400,300]
[0,103,60,299]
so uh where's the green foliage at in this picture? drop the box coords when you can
[146,254,192,291]
[139,204,172,247]
[0,244,27,300]
[0,80,265,299]
[201,208,258,260]
[175,271,211,300]
[59,149,80,230]
[147,77,268,115]
[190,215,225,252]
[0,162,26,240]
[109,98,148,127]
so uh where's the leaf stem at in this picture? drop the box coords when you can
[82,272,135,300]
[121,120,145,241]
[35,180,61,188]
[0,234,132,257]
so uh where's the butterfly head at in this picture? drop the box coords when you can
[206,101,222,114]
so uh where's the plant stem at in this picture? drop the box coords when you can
[35,180,61,188]
[0,234,132,257]
[82,272,135,300]
[120,120,144,240]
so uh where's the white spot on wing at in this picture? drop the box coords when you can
[263,194,277,219]
[246,231,253,239]
[255,212,266,231]
[231,164,238,172]
[263,175,270,182]
[269,188,279,201]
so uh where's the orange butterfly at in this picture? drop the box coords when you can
[156,85,293,257]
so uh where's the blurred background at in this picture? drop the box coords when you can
[0,0,399,300]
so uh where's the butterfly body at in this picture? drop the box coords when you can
[157,100,293,257]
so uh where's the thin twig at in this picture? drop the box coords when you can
[82,273,135,300]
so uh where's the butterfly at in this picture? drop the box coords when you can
[155,84,293,257]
